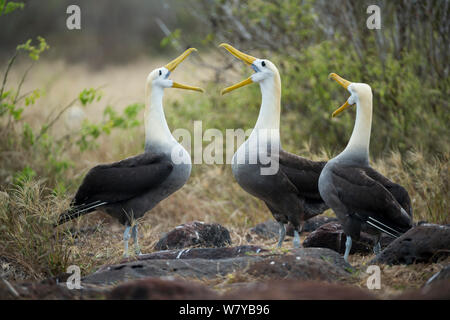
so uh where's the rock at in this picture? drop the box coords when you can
[246,248,352,282]
[128,245,265,262]
[89,246,266,286]
[224,280,377,300]
[83,256,262,285]
[303,222,393,254]
[425,265,450,286]
[107,278,219,300]
[249,216,339,240]
[154,221,232,250]
[0,279,103,300]
[303,216,339,232]
[249,220,283,239]
[371,224,450,265]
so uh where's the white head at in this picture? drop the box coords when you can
[328,73,372,117]
[145,48,204,96]
[218,43,281,96]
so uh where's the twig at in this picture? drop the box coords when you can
[0,52,18,101]
[1,277,20,298]
[35,97,78,142]
[13,61,35,105]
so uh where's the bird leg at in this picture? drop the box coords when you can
[293,230,301,248]
[344,235,352,263]
[131,224,142,255]
[373,233,382,255]
[277,222,286,248]
[123,225,131,258]
[293,222,304,248]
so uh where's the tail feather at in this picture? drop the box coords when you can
[55,201,107,226]
[366,216,403,238]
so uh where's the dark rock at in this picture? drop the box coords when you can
[0,279,103,300]
[128,245,265,262]
[303,216,339,232]
[249,216,339,240]
[154,221,232,250]
[83,256,262,285]
[224,280,377,300]
[425,265,450,286]
[289,247,353,270]
[371,224,450,265]
[303,222,393,254]
[249,220,283,239]
[246,248,352,282]
[107,278,219,300]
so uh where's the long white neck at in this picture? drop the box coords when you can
[250,73,281,142]
[338,93,372,164]
[144,85,175,151]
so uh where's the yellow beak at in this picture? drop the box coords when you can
[165,48,197,72]
[220,77,252,96]
[165,48,204,93]
[172,81,204,93]
[219,43,257,95]
[332,100,351,118]
[329,73,353,117]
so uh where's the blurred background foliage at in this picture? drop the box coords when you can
[1,0,448,156]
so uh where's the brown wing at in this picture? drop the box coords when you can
[278,149,327,200]
[361,167,413,218]
[330,165,412,232]
[73,152,173,206]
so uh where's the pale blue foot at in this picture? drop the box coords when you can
[131,224,142,255]
[277,222,286,248]
[373,241,381,255]
[123,225,131,258]
[293,230,301,248]
[344,235,352,263]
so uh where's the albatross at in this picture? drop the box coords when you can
[318,73,413,263]
[56,48,203,256]
[220,43,328,248]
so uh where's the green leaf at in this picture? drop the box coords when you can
[16,36,49,60]
[0,1,24,16]
[79,88,102,106]
[13,166,36,187]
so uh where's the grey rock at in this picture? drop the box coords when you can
[154,221,232,250]
[303,216,339,232]
[128,245,265,262]
[246,247,353,282]
[82,256,262,285]
[371,224,450,265]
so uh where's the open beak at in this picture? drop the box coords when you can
[329,73,353,117]
[219,43,257,95]
[165,48,204,93]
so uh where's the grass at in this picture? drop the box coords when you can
[0,58,448,293]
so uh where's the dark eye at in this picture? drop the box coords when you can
[261,61,266,67]
[159,70,162,76]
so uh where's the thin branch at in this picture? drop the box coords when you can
[0,52,18,101]
[35,97,78,142]
[13,61,34,105]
